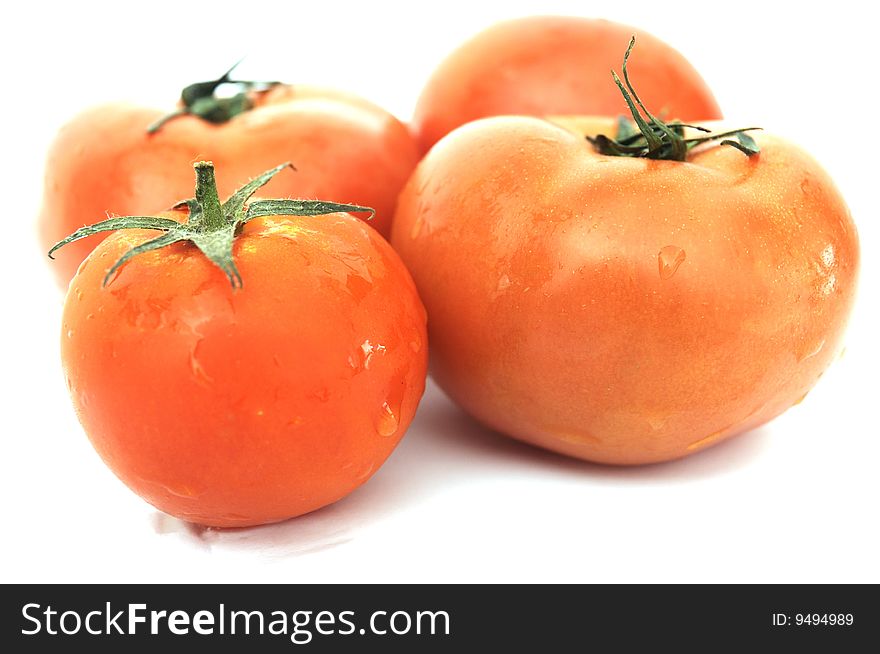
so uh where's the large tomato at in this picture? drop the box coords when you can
[391,106,858,464]
[57,162,428,526]
[412,16,722,153]
[41,74,419,286]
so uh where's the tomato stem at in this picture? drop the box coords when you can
[587,37,762,161]
[48,162,375,289]
[194,163,226,231]
[146,61,280,134]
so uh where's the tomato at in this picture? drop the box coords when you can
[57,162,428,526]
[41,74,419,287]
[412,16,722,153]
[391,90,858,464]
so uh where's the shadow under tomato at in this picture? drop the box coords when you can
[407,385,770,481]
[152,509,356,557]
[365,380,772,492]
[156,378,770,555]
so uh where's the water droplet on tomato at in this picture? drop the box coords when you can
[356,463,375,481]
[647,415,667,431]
[496,274,511,292]
[820,273,836,296]
[658,246,686,280]
[347,339,388,375]
[66,329,75,339]
[797,339,826,363]
[75,257,90,276]
[409,338,422,353]
[359,339,386,370]
[410,212,426,239]
[158,482,200,499]
[345,272,372,302]
[686,430,725,451]
[792,391,810,406]
[819,244,835,268]
[309,387,330,403]
[557,430,600,444]
[189,341,214,385]
[375,402,399,437]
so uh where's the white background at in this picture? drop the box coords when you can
[1,0,877,583]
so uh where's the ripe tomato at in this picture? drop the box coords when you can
[58,163,427,526]
[391,112,858,465]
[41,75,419,287]
[412,16,722,153]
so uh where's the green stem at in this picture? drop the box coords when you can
[194,162,226,231]
[586,37,761,161]
[147,62,280,134]
[146,109,187,134]
[49,162,375,289]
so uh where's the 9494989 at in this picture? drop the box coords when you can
[772,613,854,627]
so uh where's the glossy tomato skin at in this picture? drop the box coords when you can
[42,85,419,286]
[412,17,722,153]
[391,116,858,465]
[62,212,427,527]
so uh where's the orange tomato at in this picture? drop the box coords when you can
[41,83,418,287]
[60,163,428,526]
[412,16,722,153]
[391,115,858,464]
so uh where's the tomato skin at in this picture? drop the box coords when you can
[62,211,427,527]
[41,85,419,286]
[412,17,722,153]
[391,116,859,465]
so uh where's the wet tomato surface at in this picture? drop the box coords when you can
[61,173,428,526]
[41,84,419,286]
[392,115,859,464]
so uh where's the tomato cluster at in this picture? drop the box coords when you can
[44,17,858,526]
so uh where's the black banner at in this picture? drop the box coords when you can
[2,584,876,651]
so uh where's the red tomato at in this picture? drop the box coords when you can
[412,16,722,152]
[391,111,858,464]
[58,163,428,526]
[41,79,418,287]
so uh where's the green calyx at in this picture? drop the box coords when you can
[587,37,761,161]
[48,162,375,289]
[147,61,280,134]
